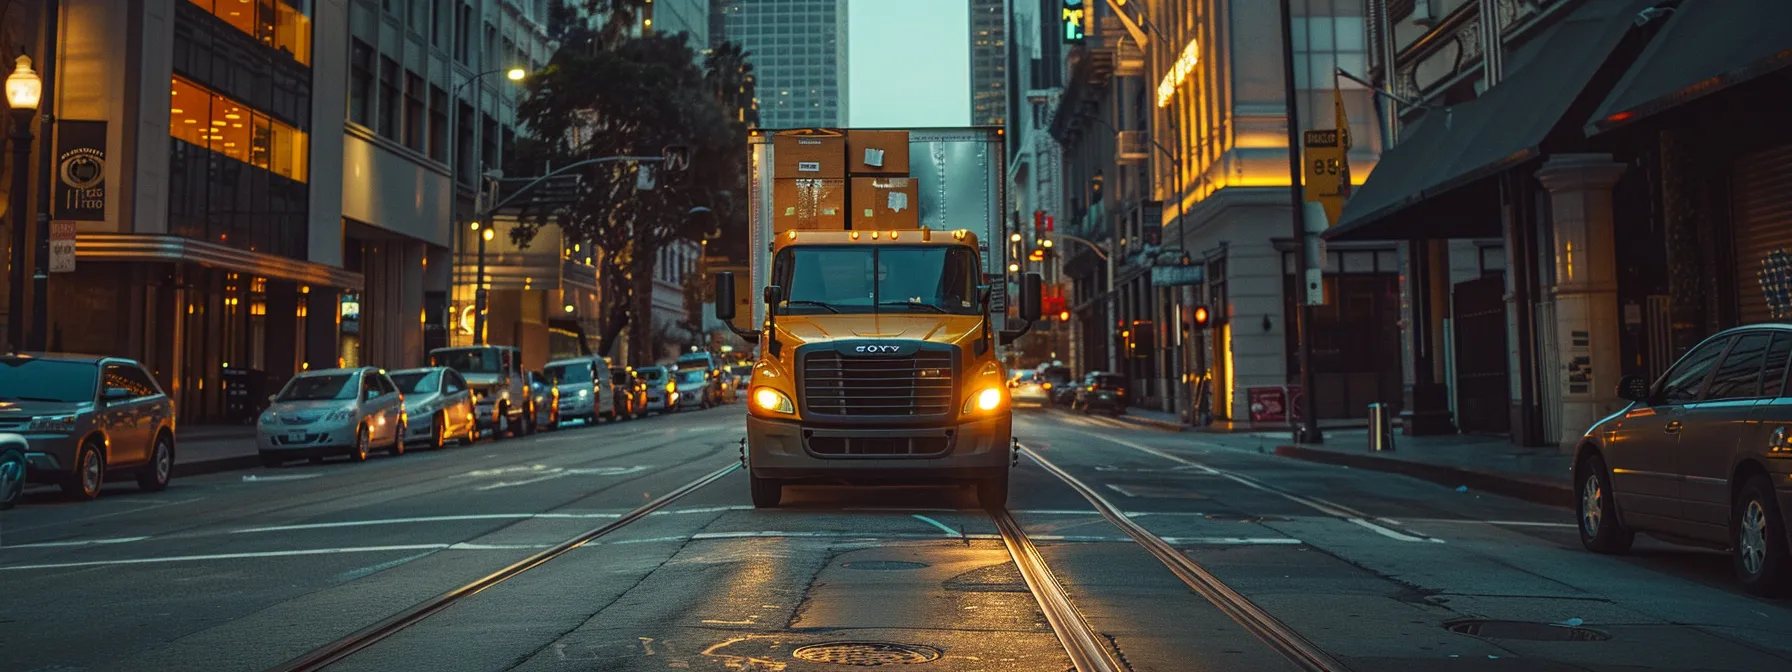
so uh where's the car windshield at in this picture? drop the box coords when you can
[546,362,593,384]
[1014,371,1037,383]
[388,371,440,394]
[1040,367,1073,384]
[640,368,666,381]
[678,354,710,367]
[676,369,706,384]
[0,358,100,403]
[278,373,359,401]
[430,348,502,374]
[772,245,980,316]
[1091,375,1127,389]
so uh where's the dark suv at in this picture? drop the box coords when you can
[1574,323,1792,595]
[1073,372,1129,416]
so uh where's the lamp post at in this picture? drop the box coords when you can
[5,55,41,352]
[449,67,526,345]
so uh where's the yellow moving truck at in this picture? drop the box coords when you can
[714,128,1041,508]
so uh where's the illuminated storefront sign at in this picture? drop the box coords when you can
[1157,38,1201,107]
[1062,0,1086,43]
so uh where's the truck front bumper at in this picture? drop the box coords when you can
[746,414,1012,484]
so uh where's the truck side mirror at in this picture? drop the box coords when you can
[764,284,783,307]
[1019,273,1043,322]
[714,272,736,322]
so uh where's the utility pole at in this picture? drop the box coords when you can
[29,0,59,351]
[1279,0,1323,444]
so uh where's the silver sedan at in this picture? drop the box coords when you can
[389,367,478,449]
[257,368,407,466]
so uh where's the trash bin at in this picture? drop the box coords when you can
[1368,403,1395,452]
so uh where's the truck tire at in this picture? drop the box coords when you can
[749,473,782,508]
[977,474,1009,509]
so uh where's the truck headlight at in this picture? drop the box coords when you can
[665,382,676,393]
[578,389,589,399]
[28,415,77,432]
[753,387,794,414]
[963,387,1004,414]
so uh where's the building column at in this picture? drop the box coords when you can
[1535,153,1628,449]
[264,282,300,383]
[1401,239,1456,435]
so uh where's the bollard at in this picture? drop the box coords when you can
[1368,403,1395,452]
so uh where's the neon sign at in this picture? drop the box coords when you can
[1156,37,1201,107]
[1062,0,1086,44]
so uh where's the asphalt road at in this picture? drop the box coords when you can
[3,405,1791,671]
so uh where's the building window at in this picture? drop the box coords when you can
[455,3,472,63]
[186,0,312,66]
[409,0,429,33]
[481,114,498,172]
[405,71,426,151]
[172,75,309,183]
[349,40,373,126]
[429,85,448,161]
[433,0,449,47]
[379,56,401,140]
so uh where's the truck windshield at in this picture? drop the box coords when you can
[431,348,501,374]
[545,362,592,384]
[773,245,980,316]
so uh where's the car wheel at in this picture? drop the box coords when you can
[60,442,105,501]
[0,447,26,510]
[1577,454,1634,554]
[136,434,174,492]
[430,412,447,450]
[389,420,407,456]
[259,452,285,469]
[349,426,371,462]
[977,474,1009,509]
[749,473,782,508]
[1734,474,1792,596]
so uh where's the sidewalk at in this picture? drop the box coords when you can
[173,425,262,477]
[1265,429,1574,508]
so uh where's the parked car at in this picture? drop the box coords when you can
[548,356,614,425]
[677,351,720,374]
[1073,372,1129,415]
[0,353,176,501]
[1009,370,1049,406]
[388,367,478,448]
[675,367,721,409]
[258,367,406,466]
[526,371,561,430]
[1039,365,1076,406]
[430,345,532,438]
[729,364,754,402]
[639,366,680,413]
[611,367,646,419]
[0,433,25,510]
[1575,323,1792,595]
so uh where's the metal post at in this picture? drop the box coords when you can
[7,110,33,351]
[29,0,58,352]
[473,223,488,345]
[1279,0,1323,444]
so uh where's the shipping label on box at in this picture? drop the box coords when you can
[851,177,920,230]
[773,178,846,233]
[773,134,846,179]
[848,130,910,175]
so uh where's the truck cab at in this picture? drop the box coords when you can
[428,345,533,438]
[716,228,1040,509]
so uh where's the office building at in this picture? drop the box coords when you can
[713,0,847,128]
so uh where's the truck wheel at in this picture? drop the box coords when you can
[749,474,782,508]
[977,474,1009,509]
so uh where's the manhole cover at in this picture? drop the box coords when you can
[791,642,942,665]
[842,560,929,571]
[1446,620,1610,642]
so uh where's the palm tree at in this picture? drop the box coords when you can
[704,41,757,127]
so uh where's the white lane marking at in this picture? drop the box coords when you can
[1406,518,1576,528]
[1,536,149,550]
[241,473,322,482]
[231,512,623,533]
[0,544,454,571]
[474,465,651,490]
[447,542,555,550]
[1104,483,1139,498]
[1159,537,1304,545]
[649,505,755,516]
[911,514,964,538]
[1066,428,1445,544]
[333,549,439,582]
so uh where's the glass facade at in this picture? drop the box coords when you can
[185,0,313,66]
[717,0,843,128]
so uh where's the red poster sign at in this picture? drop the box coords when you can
[1248,385,1304,426]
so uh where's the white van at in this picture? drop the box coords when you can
[545,356,615,424]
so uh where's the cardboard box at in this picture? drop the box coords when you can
[850,177,920,230]
[772,178,846,233]
[848,130,910,175]
[773,133,846,179]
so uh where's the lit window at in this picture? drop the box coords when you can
[186,0,312,66]
[169,75,309,183]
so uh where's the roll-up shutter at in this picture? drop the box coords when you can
[1731,144,1792,325]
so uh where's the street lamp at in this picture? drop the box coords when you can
[451,66,527,345]
[6,55,41,352]
[505,68,526,82]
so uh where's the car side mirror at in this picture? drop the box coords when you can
[103,387,132,402]
[1617,375,1651,403]
[715,272,736,322]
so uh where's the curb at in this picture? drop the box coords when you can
[1272,444,1573,508]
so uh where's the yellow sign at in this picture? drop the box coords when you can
[1303,87,1353,226]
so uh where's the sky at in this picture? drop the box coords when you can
[846,0,971,128]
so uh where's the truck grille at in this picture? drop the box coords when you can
[803,351,955,416]
[806,434,952,457]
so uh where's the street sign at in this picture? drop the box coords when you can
[1303,129,1348,227]
[635,165,656,191]
[661,144,690,172]
[1061,0,1086,43]
[49,221,77,273]
[1151,263,1204,287]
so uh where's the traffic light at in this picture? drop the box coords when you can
[1033,210,1046,237]
[1190,304,1214,329]
[1058,310,1071,322]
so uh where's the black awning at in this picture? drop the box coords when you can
[1586,0,1792,136]
[1328,0,1653,241]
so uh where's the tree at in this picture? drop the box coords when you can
[509,5,748,362]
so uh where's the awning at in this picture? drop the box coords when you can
[1327,0,1654,241]
[1586,0,1792,136]
[76,234,364,290]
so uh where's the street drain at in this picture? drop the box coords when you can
[791,642,942,665]
[842,560,929,571]
[1446,620,1611,642]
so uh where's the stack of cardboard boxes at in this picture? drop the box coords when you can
[770,130,919,233]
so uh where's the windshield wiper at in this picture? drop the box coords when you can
[878,301,946,313]
[2,396,70,403]
[783,300,841,314]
